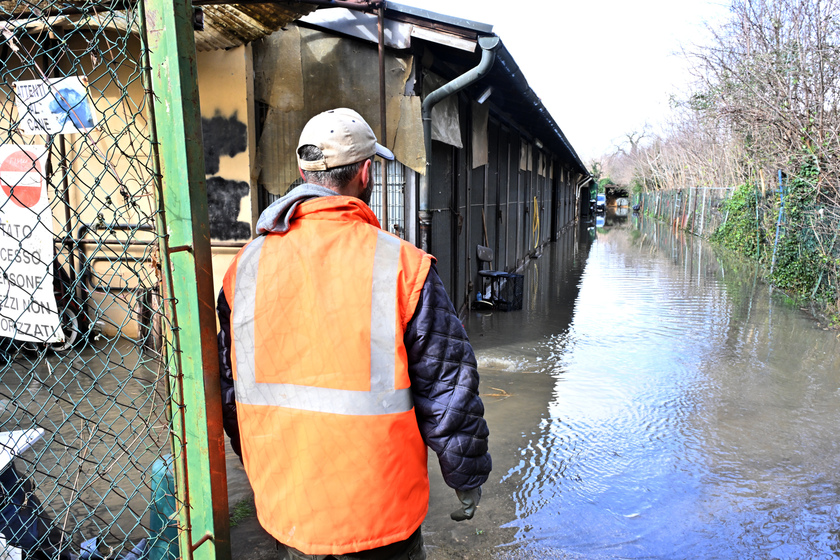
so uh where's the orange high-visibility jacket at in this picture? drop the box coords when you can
[223,196,433,555]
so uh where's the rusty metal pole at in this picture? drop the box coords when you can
[378,5,389,233]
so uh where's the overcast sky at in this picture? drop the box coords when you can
[404,0,731,162]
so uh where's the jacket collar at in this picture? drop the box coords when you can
[255,183,380,234]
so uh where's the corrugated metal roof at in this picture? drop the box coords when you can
[0,1,316,52]
[196,3,317,51]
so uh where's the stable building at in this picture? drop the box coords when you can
[205,2,591,314]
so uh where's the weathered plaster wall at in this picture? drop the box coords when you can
[196,45,254,298]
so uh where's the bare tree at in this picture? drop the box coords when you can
[619,0,840,313]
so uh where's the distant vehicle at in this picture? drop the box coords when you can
[596,193,606,213]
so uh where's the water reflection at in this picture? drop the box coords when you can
[426,213,840,559]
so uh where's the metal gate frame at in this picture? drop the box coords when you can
[0,0,230,554]
[142,0,230,557]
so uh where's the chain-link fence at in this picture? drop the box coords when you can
[803,193,840,301]
[640,187,734,238]
[0,1,188,558]
[640,184,840,311]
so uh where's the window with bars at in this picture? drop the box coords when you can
[260,159,407,239]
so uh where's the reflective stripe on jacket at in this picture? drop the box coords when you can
[222,196,433,555]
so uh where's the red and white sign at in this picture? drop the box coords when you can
[0,147,44,208]
[0,144,62,343]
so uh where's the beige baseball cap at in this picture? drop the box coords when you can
[297,108,394,171]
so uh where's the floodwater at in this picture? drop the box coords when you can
[422,211,840,559]
[0,337,172,551]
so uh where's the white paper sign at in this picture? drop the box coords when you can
[13,77,97,136]
[0,534,23,560]
[0,428,44,471]
[0,145,62,343]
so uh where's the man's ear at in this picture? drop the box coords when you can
[299,168,306,181]
[359,159,373,189]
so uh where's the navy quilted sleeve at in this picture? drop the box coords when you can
[405,264,491,490]
[217,289,242,458]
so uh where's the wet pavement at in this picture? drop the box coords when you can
[228,212,840,559]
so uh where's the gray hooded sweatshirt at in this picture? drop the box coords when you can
[255,183,338,235]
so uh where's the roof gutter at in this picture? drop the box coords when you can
[419,34,500,253]
[493,44,589,177]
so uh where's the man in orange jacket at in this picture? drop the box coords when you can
[217,108,491,560]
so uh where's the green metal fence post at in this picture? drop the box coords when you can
[142,0,231,558]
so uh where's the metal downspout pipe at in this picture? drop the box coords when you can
[419,35,500,253]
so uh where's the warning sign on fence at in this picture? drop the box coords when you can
[0,144,62,343]
[13,76,97,136]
